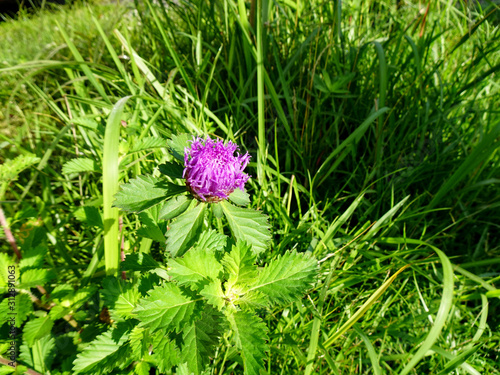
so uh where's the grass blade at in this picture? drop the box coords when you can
[103,96,132,276]
[353,324,382,375]
[428,120,500,209]
[323,263,411,348]
[55,20,110,103]
[399,246,454,375]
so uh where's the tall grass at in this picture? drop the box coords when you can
[1,0,499,373]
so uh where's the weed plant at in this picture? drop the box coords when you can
[1,0,499,374]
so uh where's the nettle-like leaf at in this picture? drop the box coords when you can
[137,210,166,242]
[0,153,40,182]
[229,311,269,375]
[121,252,160,272]
[135,361,151,375]
[168,133,191,161]
[62,158,99,175]
[19,269,56,289]
[246,250,318,306]
[129,326,147,360]
[19,245,47,270]
[222,241,258,291]
[134,283,196,332]
[19,334,56,372]
[101,278,140,321]
[168,247,223,289]
[0,153,40,199]
[114,175,185,213]
[130,137,166,153]
[200,280,225,310]
[72,326,131,374]
[150,331,181,373]
[0,253,13,293]
[237,290,268,311]
[196,229,227,252]
[180,307,222,375]
[23,315,54,347]
[0,292,33,327]
[220,201,271,255]
[159,195,192,220]
[166,203,206,257]
[138,273,162,296]
[228,188,250,206]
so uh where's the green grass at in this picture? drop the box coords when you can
[1,0,500,373]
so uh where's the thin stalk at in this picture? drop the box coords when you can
[0,204,22,260]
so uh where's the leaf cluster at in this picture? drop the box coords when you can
[68,233,317,375]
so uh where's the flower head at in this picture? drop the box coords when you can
[183,136,251,202]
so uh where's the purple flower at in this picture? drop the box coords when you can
[183,136,251,202]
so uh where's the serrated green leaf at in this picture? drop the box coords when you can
[122,253,160,272]
[151,331,181,373]
[159,195,192,221]
[134,283,196,332]
[237,291,268,311]
[19,269,56,289]
[168,247,223,289]
[16,293,33,327]
[0,154,40,182]
[134,361,151,375]
[72,328,130,374]
[19,334,55,372]
[138,273,161,296]
[19,245,47,271]
[62,158,99,175]
[228,188,250,206]
[0,293,33,328]
[101,278,140,320]
[168,133,191,161]
[195,229,227,251]
[176,363,194,375]
[220,201,270,255]
[24,315,54,347]
[200,280,225,310]
[159,161,185,179]
[246,251,317,306]
[114,175,186,213]
[129,326,146,359]
[137,211,166,242]
[180,307,222,375]
[130,137,166,153]
[166,203,206,258]
[229,311,269,375]
[0,253,14,292]
[222,241,258,291]
[0,153,40,199]
[115,289,140,320]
